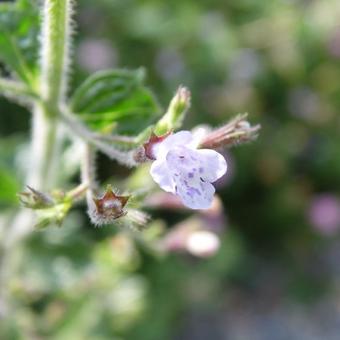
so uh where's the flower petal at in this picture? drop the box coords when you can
[195,149,227,182]
[165,147,216,209]
[175,178,215,209]
[150,159,175,193]
[153,131,194,160]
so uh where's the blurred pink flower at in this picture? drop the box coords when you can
[328,28,340,59]
[186,230,220,257]
[159,196,225,257]
[155,47,186,81]
[307,194,340,235]
[77,39,117,72]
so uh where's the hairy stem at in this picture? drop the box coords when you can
[0,0,75,319]
[66,183,89,201]
[81,143,97,209]
[81,143,97,192]
[27,103,60,190]
[40,0,73,110]
[27,0,74,188]
[60,110,138,167]
[0,77,37,102]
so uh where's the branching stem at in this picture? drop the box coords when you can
[0,77,37,102]
[60,110,138,167]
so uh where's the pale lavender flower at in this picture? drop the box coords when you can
[149,131,227,209]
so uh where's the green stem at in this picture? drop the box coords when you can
[0,77,37,101]
[40,0,73,110]
[26,0,74,189]
[60,110,138,167]
[81,143,97,209]
[0,0,75,319]
[27,103,60,190]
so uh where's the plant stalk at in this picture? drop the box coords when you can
[27,0,74,189]
[81,143,97,209]
[27,103,60,190]
[0,0,75,318]
[40,0,73,110]
[60,110,138,167]
[0,77,37,102]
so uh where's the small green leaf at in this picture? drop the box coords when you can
[70,69,162,135]
[0,0,39,84]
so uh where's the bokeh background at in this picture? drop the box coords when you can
[1,0,340,339]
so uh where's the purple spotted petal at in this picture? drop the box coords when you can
[165,146,218,209]
[175,177,215,209]
[195,149,227,182]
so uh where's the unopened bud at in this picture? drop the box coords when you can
[169,85,191,117]
[199,113,260,149]
[19,184,97,229]
[155,85,191,135]
[88,185,130,226]
[18,185,54,209]
[133,146,147,163]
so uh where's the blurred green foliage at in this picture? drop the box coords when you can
[0,0,38,83]
[1,0,340,339]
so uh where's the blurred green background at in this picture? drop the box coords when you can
[2,0,340,339]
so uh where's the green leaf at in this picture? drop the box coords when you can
[0,0,39,84]
[70,69,162,135]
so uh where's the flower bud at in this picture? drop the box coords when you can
[18,185,54,209]
[88,185,130,226]
[198,113,260,149]
[18,186,76,229]
[132,146,147,163]
[168,85,191,119]
[154,86,191,135]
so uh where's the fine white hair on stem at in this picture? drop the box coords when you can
[81,143,102,227]
[60,109,138,167]
[0,77,37,107]
[123,209,150,231]
[40,0,76,107]
[80,142,97,205]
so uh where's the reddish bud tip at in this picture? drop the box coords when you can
[143,131,172,160]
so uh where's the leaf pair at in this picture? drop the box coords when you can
[0,1,161,135]
[70,69,162,135]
